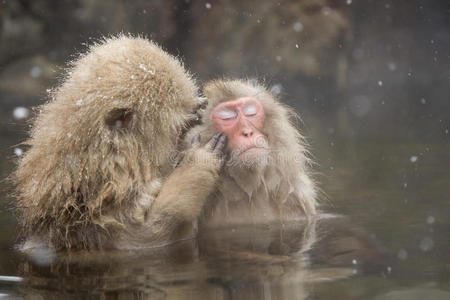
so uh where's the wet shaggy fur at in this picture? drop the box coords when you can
[185,79,318,227]
[13,36,205,250]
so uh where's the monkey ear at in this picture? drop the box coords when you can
[105,108,133,129]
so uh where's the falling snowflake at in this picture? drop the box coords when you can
[13,107,30,120]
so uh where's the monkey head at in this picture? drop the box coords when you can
[58,36,203,170]
[190,79,309,172]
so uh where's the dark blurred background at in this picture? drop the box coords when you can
[0,0,449,265]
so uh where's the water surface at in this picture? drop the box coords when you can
[0,140,449,299]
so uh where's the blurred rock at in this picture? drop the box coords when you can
[187,0,350,80]
[0,14,43,64]
[0,0,448,146]
[0,1,77,65]
[0,55,59,97]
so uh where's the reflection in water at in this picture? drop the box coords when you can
[15,215,384,299]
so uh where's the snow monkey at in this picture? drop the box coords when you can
[13,36,227,250]
[185,79,317,228]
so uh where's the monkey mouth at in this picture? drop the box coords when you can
[238,146,269,155]
[229,146,271,168]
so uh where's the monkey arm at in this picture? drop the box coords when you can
[153,148,222,220]
[144,134,227,243]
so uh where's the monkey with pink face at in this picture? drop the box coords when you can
[185,79,318,229]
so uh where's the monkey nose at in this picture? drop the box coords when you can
[242,130,253,137]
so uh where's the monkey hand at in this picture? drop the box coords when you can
[181,133,228,173]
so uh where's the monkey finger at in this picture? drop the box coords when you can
[220,153,229,168]
[191,134,201,147]
[205,133,221,150]
[213,134,227,155]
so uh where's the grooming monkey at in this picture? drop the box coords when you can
[185,79,317,228]
[13,36,227,250]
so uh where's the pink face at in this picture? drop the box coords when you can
[212,97,267,156]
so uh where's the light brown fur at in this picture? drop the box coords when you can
[13,36,223,250]
[185,79,317,228]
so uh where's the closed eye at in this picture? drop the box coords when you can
[243,104,257,116]
[217,109,237,120]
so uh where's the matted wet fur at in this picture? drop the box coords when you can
[12,36,224,250]
[185,79,318,227]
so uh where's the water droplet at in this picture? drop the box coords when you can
[420,98,426,104]
[397,249,408,260]
[322,6,331,15]
[270,83,282,95]
[205,2,211,9]
[275,56,282,62]
[410,156,418,163]
[346,0,352,4]
[76,99,83,106]
[13,107,30,120]
[388,62,397,71]
[295,43,299,48]
[352,259,357,265]
[293,22,304,32]
[14,148,23,157]
[378,80,383,86]
[419,237,434,251]
[29,66,42,78]
[67,132,72,138]
[427,216,435,224]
